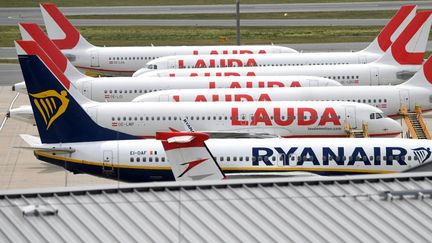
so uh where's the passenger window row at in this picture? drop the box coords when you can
[111,115,341,122]
[104,89,160,94]
[255,155,418,162]
[323,75,359,80]
[108,56,160,61]
[180,62,350,69]
[130,157,165,163]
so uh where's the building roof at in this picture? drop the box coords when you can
[1,172,432,242]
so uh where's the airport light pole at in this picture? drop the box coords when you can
[236,0,240,45]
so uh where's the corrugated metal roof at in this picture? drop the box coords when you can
[1,172,432,243]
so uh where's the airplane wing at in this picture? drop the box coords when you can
[403,160,432,173]
[179,116,278,138]
[156,131,225,181]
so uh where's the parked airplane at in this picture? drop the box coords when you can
[134,11,432,87]
[134,56,432,117]
[40,3,297,77]
[13,22,340,98]
[15,40,401,139]
[19,117,432,182]
[136,5,417,73]
[155,131,432,182]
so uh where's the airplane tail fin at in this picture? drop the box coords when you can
[375,11,432,66]
[362,5,417,54]
[19,23,87,82]
[156,131,225,181]
[15,40,135,144]
[40,3,94,50]
[400,55,432,87]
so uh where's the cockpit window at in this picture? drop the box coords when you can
[146,64,157,70]
[371,113,384,120]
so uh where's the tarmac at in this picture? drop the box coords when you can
[0,86,115,190]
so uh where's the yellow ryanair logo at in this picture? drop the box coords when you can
[30,90,69,130]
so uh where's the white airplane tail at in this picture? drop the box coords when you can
[156,132,225,181]
[375,10,432,66]
[18,22,87,82]
[362,5,416,54]
[40,3,94,50]
[400,56,432,88]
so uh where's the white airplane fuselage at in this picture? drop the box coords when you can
[78,101,401,138]
[136,62,419,86]
[134,84,432,117]
[65,45,296,76]
[15,75,334,102]
[32,137,432,182]
[140,50,379,73]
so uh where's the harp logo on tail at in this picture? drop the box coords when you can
[412,147,432,164]
[29,90,69,130]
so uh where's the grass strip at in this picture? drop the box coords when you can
[0,59,18,64]
[0,0,398,7]
[0,25,385,47]
[69,11,396,20]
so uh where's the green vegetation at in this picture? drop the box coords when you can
[0,59,18,64]
[0,0,402,7]
[69,11,396,20]
[0,25,385,47]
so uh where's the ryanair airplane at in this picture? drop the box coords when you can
[13,40,401,139]
[15,40,432,182]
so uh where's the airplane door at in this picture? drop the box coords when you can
[81,81,92,99]
[345,106,357,129]
[399,89,410,109]
[359,55,367,64]
[91,50,100,67]
[168,59,176,69]
[102,150,114,172]
[309,79,318,87]
[159,95,169,101]
[272,48,281,53]
[370,67,379,85]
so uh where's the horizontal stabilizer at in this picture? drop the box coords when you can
[18,134,75,153]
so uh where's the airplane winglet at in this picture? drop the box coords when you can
[156,131,225,181]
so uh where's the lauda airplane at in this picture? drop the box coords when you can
[39,3,297,77]
[135,5,418,73]
[13,23,340,98]
[134,56,432,118]
[15,40,402,139]
[19,116,432,182]
[10,24,339,124]
[135,11,432,87]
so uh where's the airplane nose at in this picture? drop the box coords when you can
[386,118,403,136]
[132,68,151,77]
